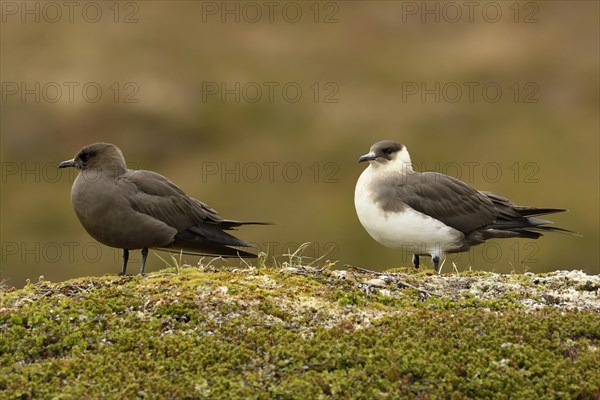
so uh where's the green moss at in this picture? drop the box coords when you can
[1,267,599,399]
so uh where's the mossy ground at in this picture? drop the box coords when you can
[1,265,599,399]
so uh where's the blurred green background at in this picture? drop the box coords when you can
[1,1,598,287]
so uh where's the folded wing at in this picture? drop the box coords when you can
[118,169,263,257]
[378,172,498,234]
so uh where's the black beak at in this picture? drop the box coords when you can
[358,153,377,163]
[58,159,76,169]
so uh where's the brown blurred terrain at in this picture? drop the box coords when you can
[1,1,598,287]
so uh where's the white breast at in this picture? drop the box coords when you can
[354,166,464,258]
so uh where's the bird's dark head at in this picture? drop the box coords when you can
[359,140,412,171]
[59,142,127,175]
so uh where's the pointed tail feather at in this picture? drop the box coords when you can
[184,225,253,247]
[528,225,580,236]
[218,220,274,229]
[156,243,258,258]
[161,222,264,257]
[481,191,577,238]
[514,207,568,217]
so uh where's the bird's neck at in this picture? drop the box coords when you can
[371,160,414,175]
[81,164,127,180]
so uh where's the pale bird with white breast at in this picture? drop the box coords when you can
[354,140,574,272]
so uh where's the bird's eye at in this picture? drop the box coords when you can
[383,148,394,155]
[80,151,93,162]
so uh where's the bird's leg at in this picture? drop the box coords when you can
[120,249,129,276]
[412,254,420,269]
[140,247,148,275]
[432,256,440,273]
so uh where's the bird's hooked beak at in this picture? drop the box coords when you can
[58,159,76,169]
[358,152,377,163]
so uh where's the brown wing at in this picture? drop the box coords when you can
[118,170,224,232]
[375,172,498,234]
[116,170,258,251]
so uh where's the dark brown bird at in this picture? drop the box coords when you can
[59,142,268,275]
